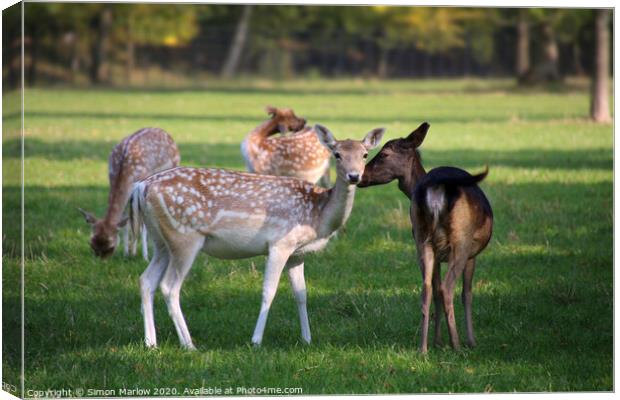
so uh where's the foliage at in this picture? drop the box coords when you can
[114,4,200,47]
[8,4,602,83]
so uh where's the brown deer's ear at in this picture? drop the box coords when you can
[406,122,430,148]
[78,208,98,225]
[265,105,277,117]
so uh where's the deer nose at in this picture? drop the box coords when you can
[347,173,360,184]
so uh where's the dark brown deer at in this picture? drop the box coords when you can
[358,122,493,353]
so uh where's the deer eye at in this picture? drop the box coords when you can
[363,153,368,159]
[334,152,341,160]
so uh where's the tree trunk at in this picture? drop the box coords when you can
[67,33,80,83]
[572,42,585,76]
[89,6,113,84]
[516,9,530,77]
[221,5,252,78]
[519,20,560,85]
[126,22,134,84]
[591,9,611,123]
[27,33,37,86]
[540,22,560,81]
[377,46,389,78]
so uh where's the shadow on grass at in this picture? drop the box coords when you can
[4,139,246,169]
[6,108,592,125]
[21,79,590,96]
[3,138,613,172]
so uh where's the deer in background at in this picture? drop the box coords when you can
[129,124,384,349]
[358,122,493,353]
[241,106,332,185]
[79,127,180,260]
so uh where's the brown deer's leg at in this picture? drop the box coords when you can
[418,243,435,354]
[462,258,476,347]
[441,250,469,350]
[432,262,444,347]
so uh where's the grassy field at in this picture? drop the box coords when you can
[2,79,613,395]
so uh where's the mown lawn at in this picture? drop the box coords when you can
[2,79,613,395]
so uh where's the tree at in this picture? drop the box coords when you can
[221,5,253,78]
[590,9,611,123]
[384,7,493,77]
[516,9,530,77]
[115,4,199,83]
[89,5,113,84]
[517,9,590,84]
[247,5,308,79]
[3,3,22,89]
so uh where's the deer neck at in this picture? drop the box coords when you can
[247,118,281,143]
[318,174,357,237]
[398,151,426,199]
[104,172,132,226]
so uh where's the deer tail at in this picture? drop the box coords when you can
[129,181,147,248]
[413,166,489,222]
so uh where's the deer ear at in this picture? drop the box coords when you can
[265,105,277,117]
[78,208,98,225]
[406,122,430,148]
[117,216,129,228]
[314,124,337,151]
[362,128,385,150]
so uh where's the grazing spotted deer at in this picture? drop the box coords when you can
[241,106,332,185]
[129,124,384,349]
[358,122,493,353]
[79,127,180,260]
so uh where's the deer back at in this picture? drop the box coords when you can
[140,167,329,252]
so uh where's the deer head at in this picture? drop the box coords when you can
[358,122,430,187]
[78,208,128,258]
[314,124,385,185]
[266,105,307,133]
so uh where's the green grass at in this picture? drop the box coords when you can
[2,78,613,395]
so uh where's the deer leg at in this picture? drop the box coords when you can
[130,225,138,256]
[462,258,476,347]
[432,261,444,347]
[140,243,168,348]
[418,243,435,354]
[123,225,129,256]
[159,234,204,350]
[141,224,149,262]
[251,246,292,346]
[286,257,311,344]
[442,250,469,350]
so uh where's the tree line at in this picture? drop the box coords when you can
[2,4,611,121]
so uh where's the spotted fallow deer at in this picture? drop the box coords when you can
[129,124,384,349]
[358,122,493,353]
[79,127,180,260]
[241,106,332,185]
